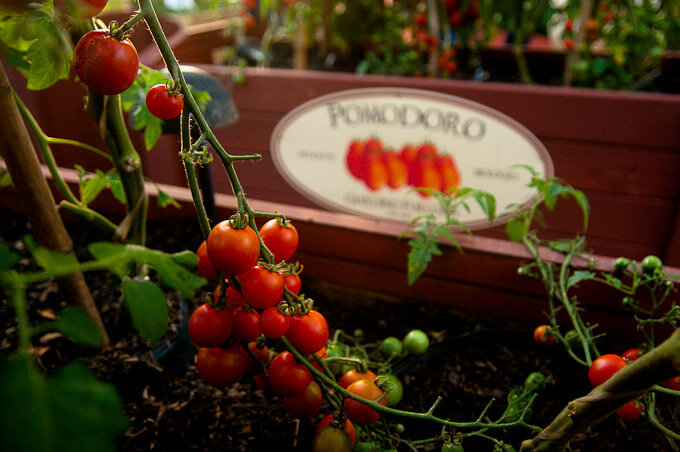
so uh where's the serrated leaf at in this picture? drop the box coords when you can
[505,218,529,242]
[87,242,133,276]
[602,273,623,289]
[567,270,595,289]
[80,172,110,206]
[572,188,590,231]
[108,175,127,204]
[406,234,441,285]
[51,307,104,348]
[122,279,168,343]
[548,239,576,254]
[0,352,128,452]
[170,250,199,268]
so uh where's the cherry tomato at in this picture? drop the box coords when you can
[316,414,356,447]
[612,257,630,277]
[621,348,639,362]
[231,308,261,343]
[312,426,352,452]
[641,255,663,276]
[238,341,270,376]
[403,329,429,354]
[73,30,138,95]
[284,273,302,295]
[339,369,377,389]
[616,401,643,421]
[343,379,386,425]
[196,240,216,280]
[268,351,312,396]
[206,220,260,276]
[259,306,290,339]
[380,336,403,359]
[259,219,299,262]
[588,354,627,387]
[442,442,465,452]
[378,373,403,406]
[663,376,680,391]
[196,346,245,387]
[54,0,107,19]
[436,155,461,193]
[218,285,245,311]
[285,310,329,355]
[239,265,284,310]
[533,325,556,346]
[146,84,184,120]
[188,303,232,347]
[284,380,323,418]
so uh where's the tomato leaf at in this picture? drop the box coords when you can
[0,352,128,452]
[24,235,79,272]
[49,307,105,348]
[122,278,168,344]
[155,184,181,208]
[567,270,595,289]
[144,119,163,151]
[505,217,530,242]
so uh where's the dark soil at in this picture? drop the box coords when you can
[0,210,674,451]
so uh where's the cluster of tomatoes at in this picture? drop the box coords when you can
[346,138,462,197]
[411,13,439,57]
[69,11,183,120]
[190,214,429,451]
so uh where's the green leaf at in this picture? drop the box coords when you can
[87,242,134,276]
[108,175,127,204]
[505,218,530,242]
[572,188,590,231]
[156,186,181,208]
[170,250,199,269]
[0,243,20,272]
[51,307,104,348]
[25,236,79,272]
[122,278,168,343]
[548,239,577,254]
[144,119,163,151]
[0,352,128,452]
[567,270,595,289]
[80,171,110,206]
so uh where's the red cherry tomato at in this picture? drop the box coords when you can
[533,325,556,346]
[215,285,246,311]
[259,306,290,339]
[588,354,627,387]
[316,414,356,447]
[285,310,329,355]
[616,401,643,421]
[284,273,302,295]
[346,140,366,179]
[196,240,216,280]
[55,0,108,18]
[188,303,232,347]
[238,341,270,376]
[72,30,139,95]
[339,369,377,389]
[343,379,386,425]
[239,265,284,310]
[231,308,261,343]
[259,219,299,262]
[196,346,245,387]
[146,84,184,120]
[283,380,323,418]
[664,376,680,391]
[621,348,639,362]
[206,220,260,276]
[268,351,312,396]
[381,150,408,189]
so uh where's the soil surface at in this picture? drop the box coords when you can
[0,211,674,451]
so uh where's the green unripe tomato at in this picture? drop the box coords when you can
[564,329,579,346]
[353,442,375,452]
[612,257,630,277]
[442,442,464,452]
[394,423,405,433]
[641,255,663,276]
[524,372,547,390]
[380,336,403,359]
[622,296,636,309]
[312,426,352,452]
[378,374,403,406]
[403,329,429,354]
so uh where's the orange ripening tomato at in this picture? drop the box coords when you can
[436,155,461,194]
[361,152,388,192]
[412,158,442,197]
[381,150,408,189]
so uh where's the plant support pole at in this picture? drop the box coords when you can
[0,63,110,345]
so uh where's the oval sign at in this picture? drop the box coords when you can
[270,87,553,229]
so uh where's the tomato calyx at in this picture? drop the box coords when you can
[228,211,251,230]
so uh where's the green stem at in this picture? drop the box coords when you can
[179,108,211,239]
[3,274,31,351]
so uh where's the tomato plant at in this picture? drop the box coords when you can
[339,369,377,389]
[73,30,139,95]
[188,303,232,348]
[267,351,312,396]
[283,273,302,295]
[343,379,386,425]
[206,219,260,276]
[403,329,429,354]
[588,354,627,387]
[379,336,403,359]
[533,325,556,346]
[616,401,643,422]
[283,380,323,418]
[378,373,403,406]
[54,0,108,18]
[312,426,352,452]
[145,84,184,120]
[239,341,270,376]
[195,240,216,280]
[259,306,290,339]
[316,415,356,447]
[641,255,663,276]
[231,308,261,343]
[196,346,245,387]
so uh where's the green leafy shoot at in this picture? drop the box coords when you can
[402,188,496,285]
[566,270,595,289]
[44,307,105,348]
[75,166,126,206]
[122,278,168,343]
[505,166,590,242]
[121,67,211,150]
[0,7,72,90]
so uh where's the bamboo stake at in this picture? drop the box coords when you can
[0,63,110,346]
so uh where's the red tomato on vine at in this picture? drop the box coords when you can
[283,273,302,295]
[73,30,139,95]
[231,308,261,343]
[239,265,284,310]
[196,346,245,387]
[188,303,232,348]
[283,380,323,418]
[146,84,184,120]
[55,0,108,19]
[316,414,356,447]
[259,219,299,262]
[588,354,627,387]
[206,220,260,276]
[196,240,216,280]
[285,310,329,355]
[339,369,377,389]
[268,351,312,396]
[343,379,386,425]
[259,306,290,339]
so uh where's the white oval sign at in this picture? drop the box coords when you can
[270,88,553,229]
